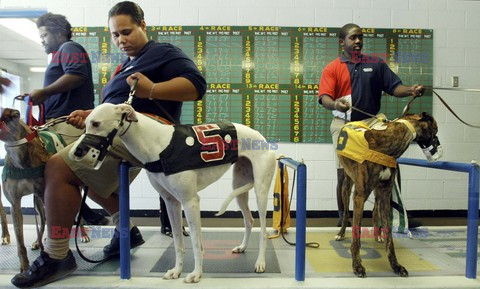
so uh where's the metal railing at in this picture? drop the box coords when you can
[278,158,307,281]
[398,157,479,279]
[119,161,132,279]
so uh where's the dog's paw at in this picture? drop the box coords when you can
[353,264,366,278]
[1,236,10,245]
[335,234,345,241]
[184,271,202,283]
[254,259,266,273]
[31,241,41,250]
[163,268,181,280]
[232,245,246,253]
[393,264,409,277]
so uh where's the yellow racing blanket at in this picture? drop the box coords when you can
[336,121,397,168]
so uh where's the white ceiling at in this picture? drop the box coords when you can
[0,22,47,68]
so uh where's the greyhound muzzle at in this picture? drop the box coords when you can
[418,135,443,162]
[69,128,118,170]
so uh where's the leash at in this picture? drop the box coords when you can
[341,106,390,124]
[125,78,138,105]
[12,95,45,126]
[125,77,179,125]
[3,116,72,147]
[431,89,480,128]
[35,116,70,130]
[351,106,390,122]
[401,95,419,117]
[74,187,112,264]
[351,87,480,128]
[269,157,320,249]
[427,86,480,92]
[402,86,480,128]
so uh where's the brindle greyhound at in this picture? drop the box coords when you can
[334,112,442,277]
[0,107,90,272]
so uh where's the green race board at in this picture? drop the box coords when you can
[72,26,433,143]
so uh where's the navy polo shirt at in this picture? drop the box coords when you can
[102,41,206,122]
[44,41,94,118]
[319,53,402,121]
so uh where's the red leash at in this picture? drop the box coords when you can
[24,95,45,127]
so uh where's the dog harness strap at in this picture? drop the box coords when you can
[144,159,165,173]
[136,114,172,161]
[2,165,45,182]
[38,131,67,154]
[363,151,397,168]
[395,119,417,139]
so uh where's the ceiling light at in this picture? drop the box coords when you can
[30,67,46,73]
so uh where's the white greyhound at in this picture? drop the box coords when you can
[72,103,277,283]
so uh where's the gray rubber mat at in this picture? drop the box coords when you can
[151,232,281,273]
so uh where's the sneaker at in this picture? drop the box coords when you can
[11,250,77,288]
[81,206,109,226]
[103,226,145,257]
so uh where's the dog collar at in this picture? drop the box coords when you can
[142,113,173,125]
[395,119,417,140]
[4,130,38,147]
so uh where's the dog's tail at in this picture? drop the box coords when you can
[215,182,254,216]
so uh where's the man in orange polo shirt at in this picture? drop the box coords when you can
[318,23,424,232]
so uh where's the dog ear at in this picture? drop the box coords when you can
[420,112,433,122]
[116,104,138,122]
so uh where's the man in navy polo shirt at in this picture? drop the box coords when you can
[32,13,94,145]
[27,13,106,225]
[318,23,424,232]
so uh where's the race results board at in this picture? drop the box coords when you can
[72,26,433,143]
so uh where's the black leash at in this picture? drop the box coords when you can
[72,81,141,264]
[74,187,112,263]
